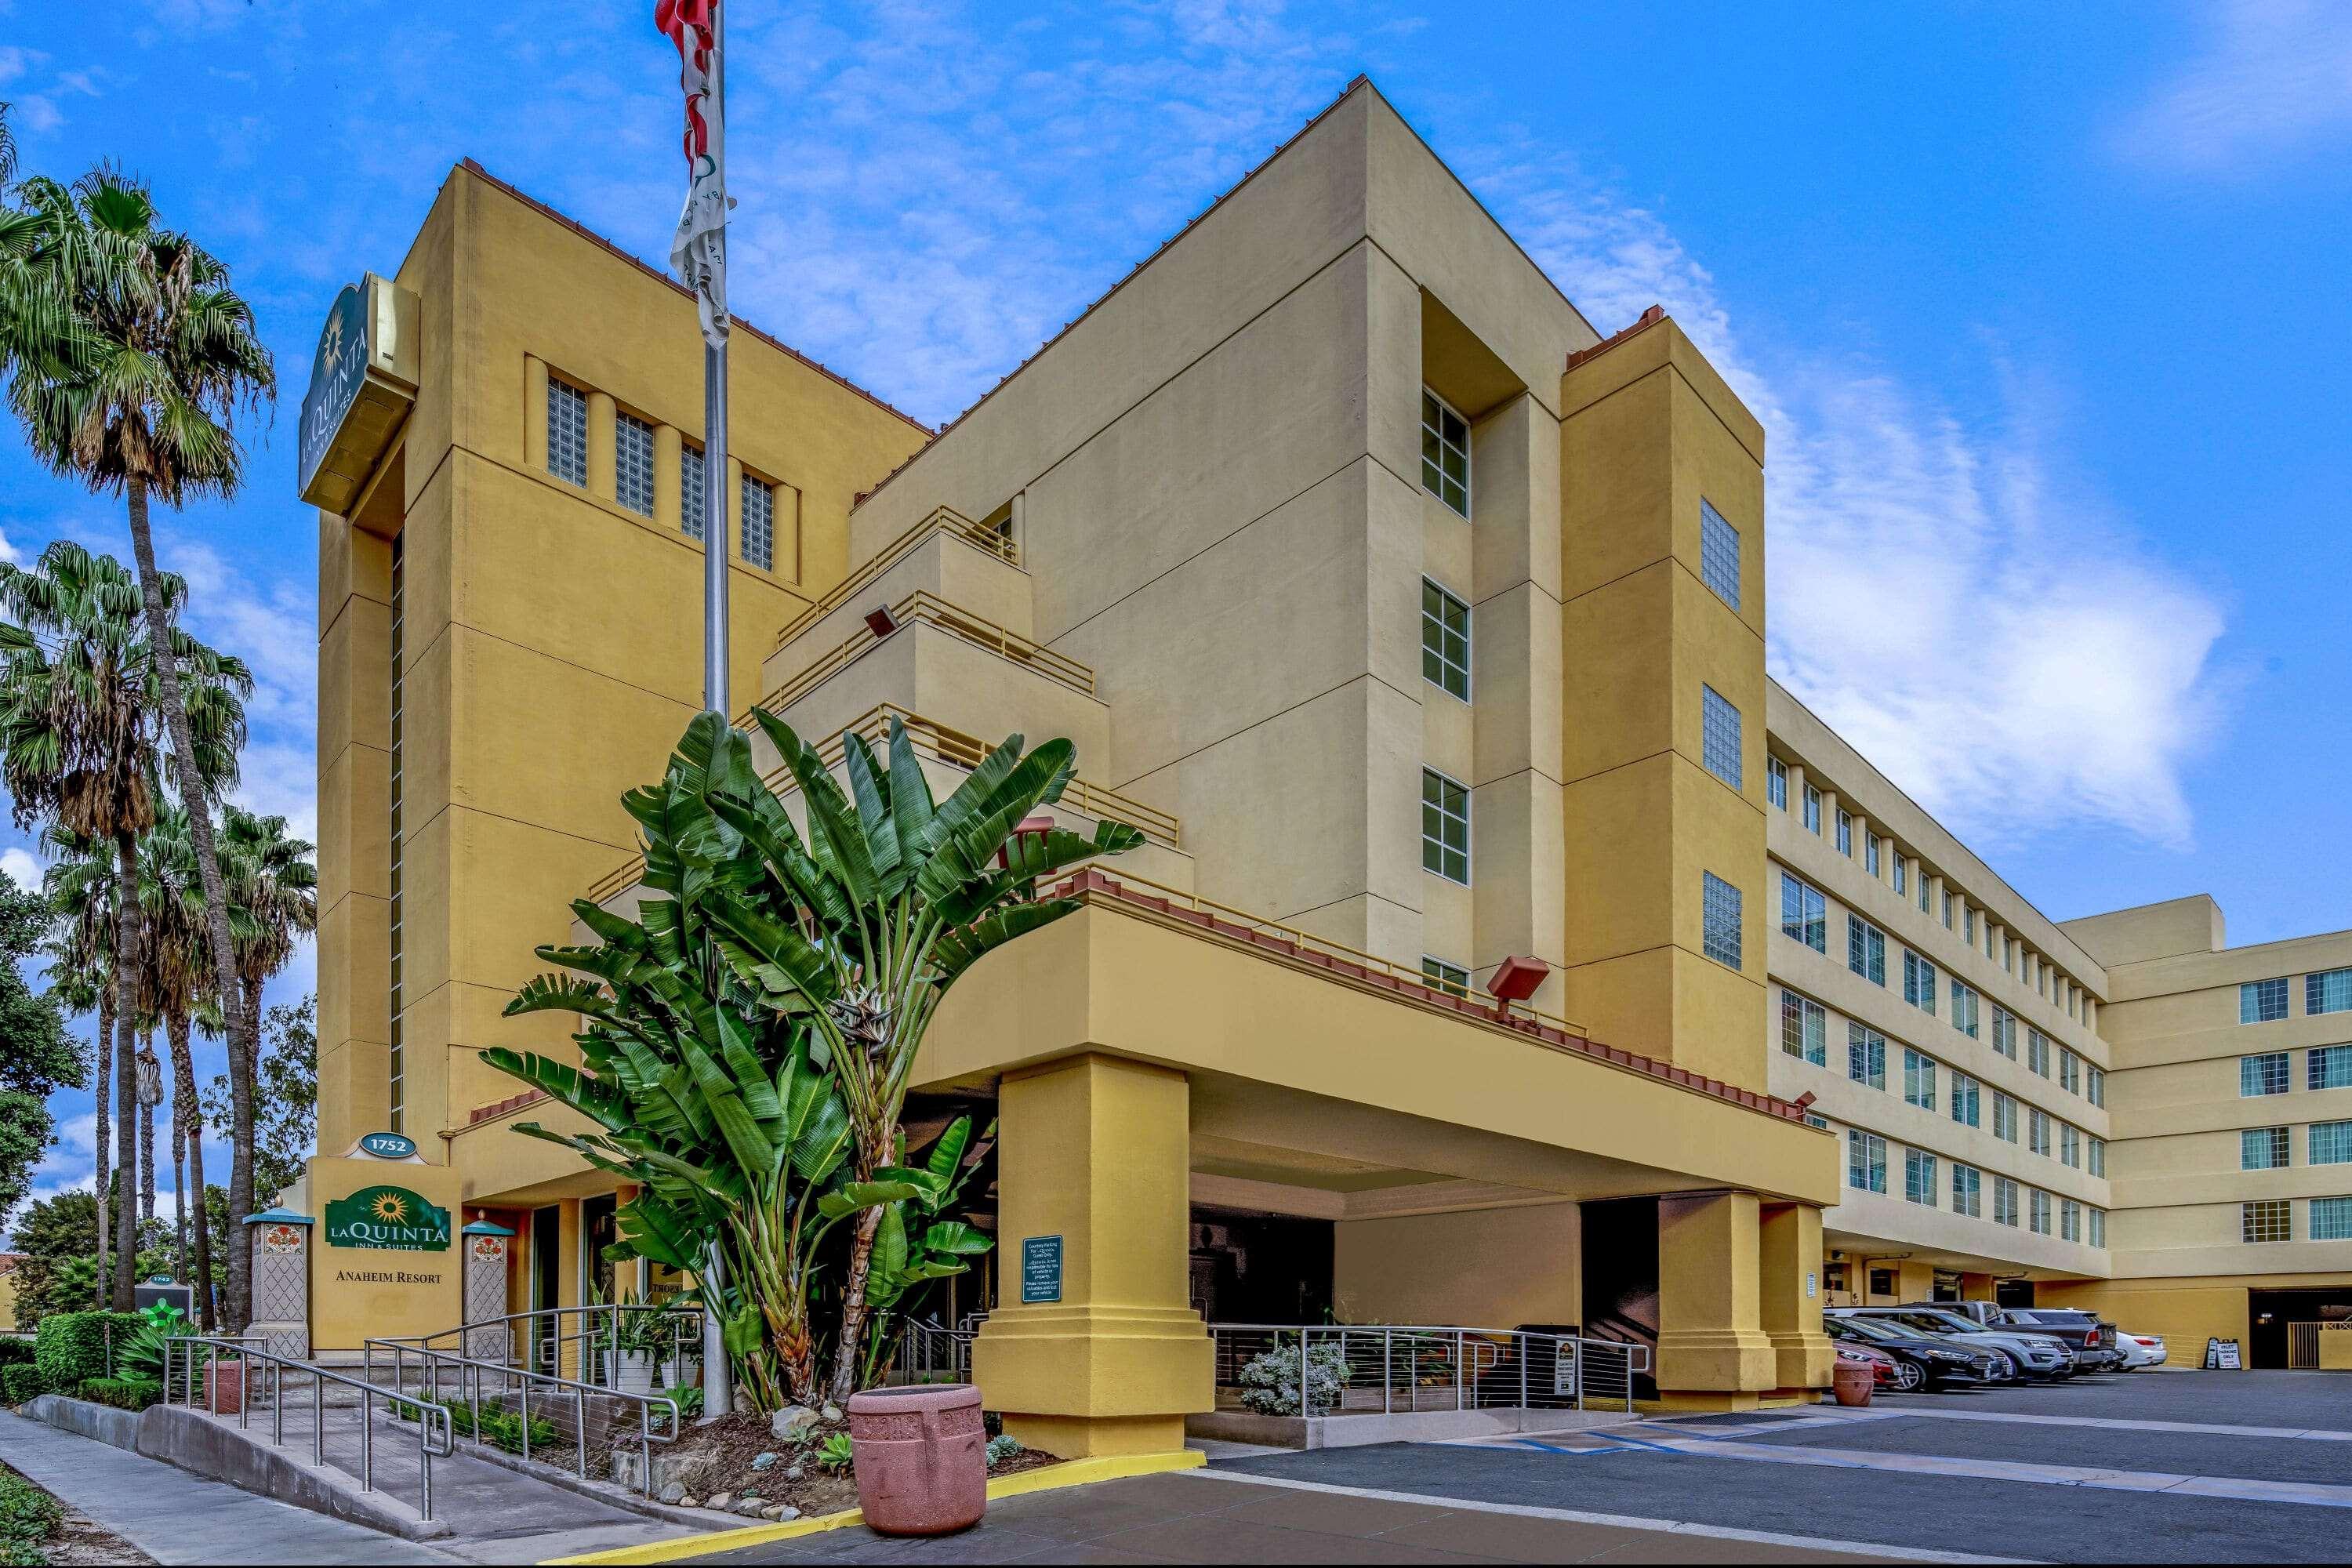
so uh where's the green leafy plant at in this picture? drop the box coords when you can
[112,1300,191,1385]
[813,1432,854,1472]
[659,1384,703,1421]
[32,1311,142,1390]
[75,1376,161,1412]
[2,1365,50,1405]
[853,1116,996,1388]
[984,1432,1022,1469]
[0,1461,63,1566]
[1236,1338,1352,1417]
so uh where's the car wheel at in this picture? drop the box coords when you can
[1893,1359,1926,1392]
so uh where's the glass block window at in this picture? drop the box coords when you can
[615,410,656,517]
[2312,1196,2352,1241]
[1780,873,1827,953]
[2310,968,2352,1017]
[1836,809,1853,855]
[2061,1199,2082,1242]
[1421,768,1470,884]
[1421,956,1471,998]
[741,475,775,569]
[2308,1120,2352,1166]
[1866,833,1882,876]
[2242,1200,2292,1243]
[1849,916,1887,986]
[2030,1108,2053,1156]
[1848,1131,1887,1194]
[1992,1007,2018,1060]
[2030,1188,2053,1235]
[1781,990,1827,1065]
[2090,1207,2107,1248]
[1699,498,1741,609]
[1949,981,1980,1039]
[1994,1176,2020,1227]
[547,378,588,485]
[1702,871,1743,969]
[1849,1024,1887,1090]
[2089,1137,2106,1177]
[2089,1065,2106,1107]
[1767,757,1788,809]
[2242,1126,2290,1170]
[1421,389,1470,515]
[2028,1029,2052,1078]
[1951,1072,1980,1127]
[2311,1046,2352,1091]
[1903,1048,1937,1111]
[2241,978,2289,1024]
[1700,684,1742,790]
[1905,1149,1938,1207]
[1804,785,1822,833]
[2062,1123,2081,1168]
[680,440,708,540]
[2241,1052,2292,1098]
[1951,1163,1982,1218]
[1421,579,1471,701]
[1904,950,1938,1016]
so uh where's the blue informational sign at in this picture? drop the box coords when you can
[1021,1236,1063,1304]
[359,1130,419,1160]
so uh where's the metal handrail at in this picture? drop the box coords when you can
[166,1334,453,1519]
[773,505,1018,652]
[754,589,1095,717]
[1206,1322,1650,1417]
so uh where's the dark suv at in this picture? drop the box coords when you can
[1824,1315,2000,1392]
[1995,1308,2124,1370]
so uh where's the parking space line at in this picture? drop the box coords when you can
[1855,1406,2352,1443]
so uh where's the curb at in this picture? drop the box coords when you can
[544,1448,1207,1566]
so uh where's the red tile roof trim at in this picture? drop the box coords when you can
[1564,303,1666,372]
[466,1088,546,1128]
[1055,867,1815,1125]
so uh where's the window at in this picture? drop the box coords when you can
[1941,889,1955,930]
[1836,809,1853,855]
[1964,907,1976,943]
[1421,768,1470,884]
[1994,1176,2020,1228]
[1848,1131,1887,1194]
[1893,855,1907,895]
[2241,1052,2292,1097]
[2005,935,2016,974]
[1903,950,1938,1016]
[1421,389,1470,515]
[741,475,775,569]
[1702,872,1743,969]
[1993,1091,2019,1143]
[1991,1007,2018,1060]
[2030,1108,2052,1157]
[680,439,708,539]
[1767,757,1788,809]
[2061,1123,2081,1168]
[1905,1149,1939,1207]
[1951,1163,1983,1218]
[2060,1200,2082,1243]
[1421,579,1472,701]
[2241,978,2289,1024]
[2310,968,2352,1018]
[2311,1046,2352,1091]
[2029,1189,2052,1235]
[2088,1065,2106,1107]
[1951,1072,1981,1127]
[2242,1126,2290,1170]
[1700,685,1743,790]
[1780,990,1828,1065]
[2090,1208,2107,1248]
[1949,980,1980,1039]
[2089,1137,2106,1177]
[2308,1120,2352,1166]
[1699,497,1742,608]
[1780,873,1827,953]
[1804,785,1822,833]
[2242,1200,2292,1243]
[1903,1048,1937,1111]
[1866,833,1882,876]
[2313,1196,2352,1242]
[2060,1051,2081,1094]
[1421,956,1471,998]
[547,378,588,485]
[1849,916,1887,985]
[615,409,656,517]
[2028,1029,2052,1078]
[1848,1023,1887,1089]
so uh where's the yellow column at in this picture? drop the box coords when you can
[971,1053,1210,1457]
[1656,1189,1774,1410]
[1961,1273,1998,1302]
[1759,1203,1833,1399]
[586,390,617,502]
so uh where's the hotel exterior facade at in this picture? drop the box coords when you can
[302,80,2350,1451]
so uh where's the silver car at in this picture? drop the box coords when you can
[1832,1306,2074,1381]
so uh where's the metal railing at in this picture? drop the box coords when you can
[895,1318,978,1385]
[773,505,1018,652]
[165,1335,454,1520]
[1207,1323,1647,1417]
[756,590,1095,716]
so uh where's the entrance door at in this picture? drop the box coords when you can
[530,1205,561,1373]
[1580,1196,1659,1400]
[2250,1287,2352,1369]
[1996,1278,2037,1308]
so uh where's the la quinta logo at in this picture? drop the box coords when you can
[324,1185,452,1253]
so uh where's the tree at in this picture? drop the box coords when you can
[7,1190,100,1329]
[42,828,119,1301]
[139,801,225,1321]
[1,167,274,1321]
[0,868,84,1230]
[205,995,315,1207]
[0,541,249,1308]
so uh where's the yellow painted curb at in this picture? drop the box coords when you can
[543,1448,1205,1566]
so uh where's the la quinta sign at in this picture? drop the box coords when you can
[325,1185,452,1253]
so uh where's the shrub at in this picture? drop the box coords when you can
[76,1377,162,1412]
[33,1312,143,1390]
[659,1384,702,1421]
[1,1366,47,1406]
[391,1396,556,1457]
[1236,1338,1351,1417]
[0,1340,35,1369]
[113,1302,191,1386]
[0,1465,63,1565]
[984,1433,1022,1469]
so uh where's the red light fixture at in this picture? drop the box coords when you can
[864,604,898,638]
[1486,954,1549,1004]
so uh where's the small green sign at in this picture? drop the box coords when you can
[359,1131,418,1160]
[1020,1235,1062,1304]
[324,1185,452,1253]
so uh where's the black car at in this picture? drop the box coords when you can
[1999,1308,2125,1371]
[1824,1315,1999,1392]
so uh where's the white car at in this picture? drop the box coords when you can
[2117,1332,2168,1369]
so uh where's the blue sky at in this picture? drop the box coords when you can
[3,0,2349,1223]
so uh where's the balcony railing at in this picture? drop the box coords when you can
[756,590,1094,717]
[774,505,1017,652]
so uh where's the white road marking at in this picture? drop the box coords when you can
[1841,1405,2352,1442]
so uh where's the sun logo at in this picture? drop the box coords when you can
[368,1192,410,1225]
[321,312,344,365]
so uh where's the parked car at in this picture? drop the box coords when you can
[1823,1314,1999,1392]
[1835,1306,2072,1381]
[1996,1308,2125,1371]
[1836,1341,1900,1389]
[2116,1332,2168,1369]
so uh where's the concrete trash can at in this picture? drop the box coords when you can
[1831,1358,1875,1407]
[847,1383,987,1537]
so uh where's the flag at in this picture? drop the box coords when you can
[657,0,728,346]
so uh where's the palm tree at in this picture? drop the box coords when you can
[2,167,274,1312]
[42,852,114,1305]
[140,802,223,1324]
[219,806,315,1289]
[0,541,248,1307]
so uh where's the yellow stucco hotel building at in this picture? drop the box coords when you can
[302,81,2352,1450]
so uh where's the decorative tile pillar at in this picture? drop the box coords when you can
[463,1217,516,1361]
[245,1207,314,1359]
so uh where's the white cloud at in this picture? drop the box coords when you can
[1,844,42,891]
[2121,0,2352,171]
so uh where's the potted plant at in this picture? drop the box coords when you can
[609,1292,677,1396]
